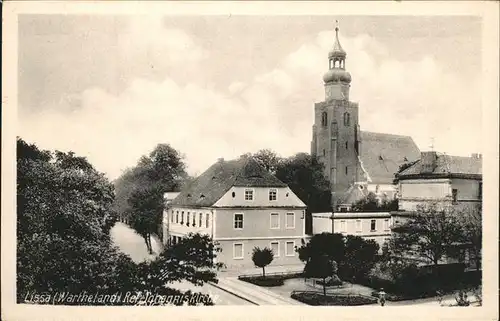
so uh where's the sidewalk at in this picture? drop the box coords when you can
[211,277,305,305]
[219,264,305,277]
[388,292,480,306]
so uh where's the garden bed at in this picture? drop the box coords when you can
[238,273,303,287]
[291,291,377,306]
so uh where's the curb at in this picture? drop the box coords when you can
[208,282,260,305]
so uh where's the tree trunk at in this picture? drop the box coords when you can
[262,267,266,278]
[323,277,327,297]
[148,234,153,254]
[144,234,153,254]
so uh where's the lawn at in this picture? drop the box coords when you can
[265,277,376,299]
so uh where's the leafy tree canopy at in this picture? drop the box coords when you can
[17,138,221,305]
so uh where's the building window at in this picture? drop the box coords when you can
[343,112,350,126]
[186,212,190,226]
[452,189,458,203]
[232,191,236,198]
[176,211,179,223]
[384,219,390,231]
[269,189,277,201]
[340,220,347,232]
[286,212,295,229]
[270,241,280,257]
[233,243,244,259]
[199,213,203,228]
[345,141,348,150]
[345,166,348,175]
[355,219,362,232]
[370,219,376,232]
[171,210,174,223]
[286,241,295,257]
[321,112,328,127]
[244,189,254,201]
[270,213,280,229]
[192,213,196,226]
[206,213,210,228]
[181,211,184,224]
[340,207,348,212]
[323,149,326,157]
[234,213,244,229]
[478,182,482,199]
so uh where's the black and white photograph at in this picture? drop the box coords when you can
[2,2,499,321]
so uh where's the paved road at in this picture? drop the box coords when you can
[111,223,251,305]
[169,281,254,306]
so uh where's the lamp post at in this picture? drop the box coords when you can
[331,192,336,234]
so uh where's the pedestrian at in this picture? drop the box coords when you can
[379,288,386,307]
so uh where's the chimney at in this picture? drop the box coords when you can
[217,157,224,163]
[420,151,437,174]
[471,153,482,159]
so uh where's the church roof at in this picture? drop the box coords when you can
[337,184,369,205]
[398,153,482,178]
[171,156,287,208]
[359,131,421,184]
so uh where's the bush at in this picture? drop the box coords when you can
[363,263,479,301]
[239,275,284,287]
[291,292,377,306]
[316,275,343,287]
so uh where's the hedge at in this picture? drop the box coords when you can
[291,292,377,306]
[362,264,481,301]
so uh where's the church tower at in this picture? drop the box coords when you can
[310,22,362,208]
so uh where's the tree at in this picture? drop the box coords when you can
[17,138,223,305]
[252,149,282,174]
[17,138,135,301]
[113,143,190,243]
[297,232,379,281]
[351,192,379,212]
[128,186,165,254]
[341,235,379,281]
[390,203,463,271]
[296,232,345,265]
[252,247,274,277]
[453,204,482,271]
[303,254,337,296]
[275,153,332,234]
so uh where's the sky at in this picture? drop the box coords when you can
[17,15,483,180]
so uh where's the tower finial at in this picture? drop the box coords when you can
[335,20,339,33]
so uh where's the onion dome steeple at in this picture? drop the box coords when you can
[323,21,351,84]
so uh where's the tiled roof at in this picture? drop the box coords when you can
[359,131,421,184]
[398,154,482,177]
[171,156,287,207]
[337,184,369,205]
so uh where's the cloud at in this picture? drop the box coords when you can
[18,28,481,180]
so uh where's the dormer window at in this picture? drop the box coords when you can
[269,189,277,201]
[244,189,254,201]
[379,155,384,161]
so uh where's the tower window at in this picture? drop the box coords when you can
[345,166,348,175]
[343,112,350,126]
[345,142,348,150]
[323,149,326,156]
[329,59,333,69]
[321,112,328,127]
